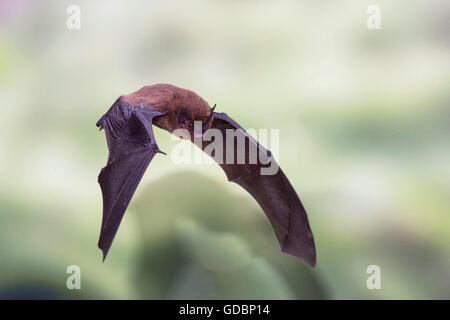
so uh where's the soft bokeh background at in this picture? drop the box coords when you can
[0,0,449,299]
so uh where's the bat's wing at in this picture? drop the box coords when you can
[203,112,316,267]
[96,99,165,261]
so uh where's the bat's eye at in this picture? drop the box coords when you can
[177,108,194,131]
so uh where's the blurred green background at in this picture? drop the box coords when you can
[0,0,449,299]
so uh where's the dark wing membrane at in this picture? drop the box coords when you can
[204,112,316,266]
[96,100,164,260]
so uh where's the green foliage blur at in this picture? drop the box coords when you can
[0,0,448,299]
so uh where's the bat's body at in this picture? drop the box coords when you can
[97,84,316,267]
[118,84,212,133]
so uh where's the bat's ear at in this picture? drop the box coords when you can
[206,104,216,122]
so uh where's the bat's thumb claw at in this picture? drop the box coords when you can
[158,149,167,155]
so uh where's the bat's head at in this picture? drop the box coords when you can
[177,105,215,138]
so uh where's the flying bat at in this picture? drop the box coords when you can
[96,84,316,267]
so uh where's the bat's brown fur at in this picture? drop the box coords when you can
[120,84,213,133]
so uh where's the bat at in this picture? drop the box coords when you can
[96,84,316,267]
